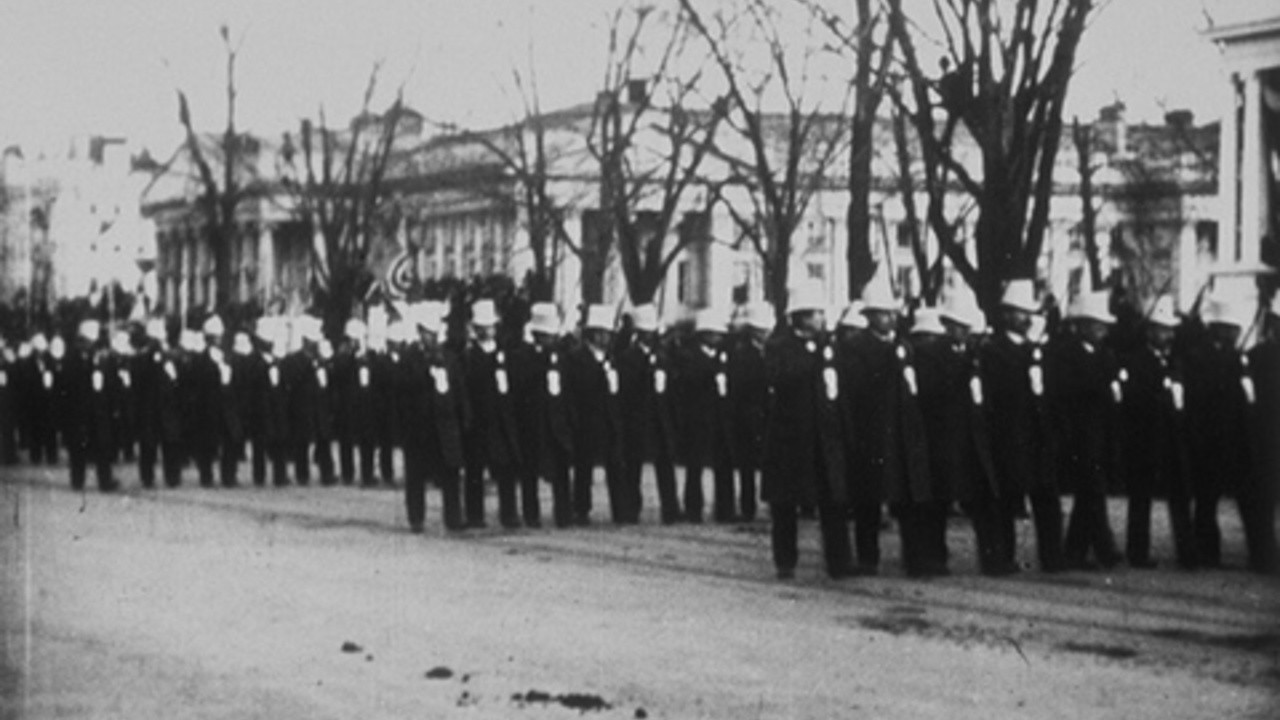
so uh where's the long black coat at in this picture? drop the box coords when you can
[1247,340,1280,485]
[333,349,379,445]
[63,347,116,456]
[25,353,59,449]
[840,332,932,506]
[396,345,468,468]
[1184,339,1253,494]
[565,344,624,468]
[1120,344,1192,498]
[0,352,14,453]
[675,343,734,467]
[130,344,163,445]
[240,350,290,448]
[511,342,576,475]
[1047,337,1123,495]
[282,351,334,445]
[912,335,997,504]
[463,344,523,469]
[761,331,846,507]
[368,350,399,448]
[980,334,1056,496]
[617,341,678,463]
[728,338,769,470]
[185,348,243,453]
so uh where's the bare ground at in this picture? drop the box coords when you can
[1,462,1277,719]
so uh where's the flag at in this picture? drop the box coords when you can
[365,213,414,301]
[383,251,417,300]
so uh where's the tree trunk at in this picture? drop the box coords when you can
[845,0,879,302]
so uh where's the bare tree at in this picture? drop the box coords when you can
[1071,116,1106,290]
[681,0,852,318]
[175,24,254,315]
[884,0,1098,312]
[278,66,407,336]
[804,0,898,300]
[431,66,585,303]
[586,4,723,306]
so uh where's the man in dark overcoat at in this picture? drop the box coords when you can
[917,296,1008,575]
[677,309,738,523]
[1049,291,1123,571]
[368,322,400,485]
[1184,299,1256,568]
[844,287,936,577]
[24,333,60,464]
[188,315,243,487]
[1242,296,1279,574]
[617,304,680,524]
[727,302,774,523]
[334,318,380,486]
[762,284,853,580]
[64,320,118,492]
[0,338,19,465]
[511,302,576,528]
[282,316,336,486]
[565,304,627,526]
[1119,297,1197,569]
[462,299,524,528]
[397,302,468,532]
[980,279,1065,573]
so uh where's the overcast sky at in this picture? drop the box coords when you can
[0,0,1272,157]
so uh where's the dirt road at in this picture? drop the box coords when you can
[2,463,1277,719]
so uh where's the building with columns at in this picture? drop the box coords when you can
[1207,12,1280,302]
[140,91,1226,329]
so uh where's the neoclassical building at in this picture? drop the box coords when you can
[141,90,1225,326]
[1207,11,1280,304]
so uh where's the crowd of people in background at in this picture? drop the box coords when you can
[0,277,1276,581]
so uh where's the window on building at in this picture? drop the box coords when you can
[897,266,915,298]
[807,262,825,280]
[442,218,456,277]
[677,260,690,304]
[422,221,438,279]
[481,215,497,275]
[896,220,919,249]
[1196,220,1218,259]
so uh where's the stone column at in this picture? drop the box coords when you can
[1239,71,1265,266]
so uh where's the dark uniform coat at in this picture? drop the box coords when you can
[980,334,1056,496]
[282,351,335,446]
[727,338,769,471]
[675,343,735,467]
[333,349,379,445]
[1046,337,1123,495]
[188,347,244,452]
[396,345,468,469]
[912,335,997,504]
[617,341,678,463]
[761,331,846,507]
[511,342,575,475]
[840,332,932,506]
[1119,344,1192,499]
[463,344,523,470]
[1184,339,1253,494]
[565,344,624,469]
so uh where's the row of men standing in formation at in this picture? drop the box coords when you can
[0,282,1275,580]
[758,279,1278,580]
[0,299,777,534]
